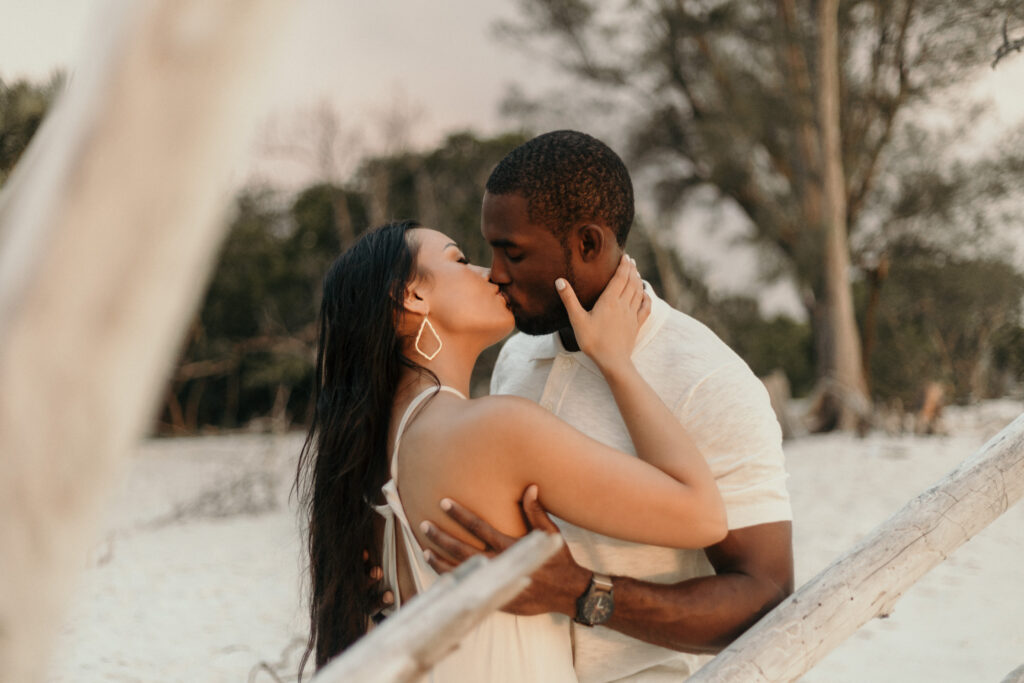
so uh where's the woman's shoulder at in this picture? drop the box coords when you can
[404,393,539,444]
[451,394,551,440]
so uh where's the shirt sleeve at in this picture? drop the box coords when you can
[675,361,792,530]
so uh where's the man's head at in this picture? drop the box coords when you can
[481,130,634,335]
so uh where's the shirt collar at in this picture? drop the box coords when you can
[526,281,670,371]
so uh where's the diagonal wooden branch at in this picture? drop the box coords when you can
[690,412,1024,682]
[0,1,297,680]
[312,531,565,683]
[1003,663,1024,683]
[993,16,1024,69]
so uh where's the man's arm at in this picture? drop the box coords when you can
[598,521,792,652]
[422,487,793,653]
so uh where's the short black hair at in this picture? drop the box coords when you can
[485,130,634,246]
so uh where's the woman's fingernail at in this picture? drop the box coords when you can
[383,591,394,605]
[423,549,433,562]
[555,278,567,291]
[440,498,453,511]
[420,520,432,534]
[371,566,383,580]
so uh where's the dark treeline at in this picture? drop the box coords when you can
[158,129,1023,435]
[2,68,1022,436]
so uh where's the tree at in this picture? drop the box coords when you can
[866,241,1024,405]
[161,131,537,432]
[498,0,1023,428]
[993,7,1024,66]
[0,74,63,186]
[161,184,361,433]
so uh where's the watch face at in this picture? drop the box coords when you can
[584,592,614,624]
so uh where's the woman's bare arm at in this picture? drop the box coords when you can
[442,257,725,549]
[467,394,725,549]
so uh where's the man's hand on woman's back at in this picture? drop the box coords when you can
[421,485,591,617]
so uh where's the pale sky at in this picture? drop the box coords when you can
[0,0,557,150]
[3,0,1023,316]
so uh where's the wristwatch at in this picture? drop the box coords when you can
[574,572,614,626]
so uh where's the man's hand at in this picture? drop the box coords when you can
[421,485,591,616]
[363,549,394,624]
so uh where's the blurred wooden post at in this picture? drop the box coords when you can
[0,1,296,680]
[690,413,1024,682]
[1003,664,1024,683]
[999,667,1024,683]
[313,531,564,683]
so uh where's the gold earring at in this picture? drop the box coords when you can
[414,317,442,361]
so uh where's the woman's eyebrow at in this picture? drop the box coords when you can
[443,242,461,251]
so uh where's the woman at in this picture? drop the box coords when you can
[295,220,727,680]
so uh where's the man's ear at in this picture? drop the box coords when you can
[574,223,611,263]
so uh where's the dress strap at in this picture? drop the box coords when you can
[372,384,466,615]
[390,385,465,478]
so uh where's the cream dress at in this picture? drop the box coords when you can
[374,386,578,683]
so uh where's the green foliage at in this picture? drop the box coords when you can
[992,323,1024,392]
[866,243,1024,405]
[0,74,63,186]
[164,188,334,431]
[710,297,816,397]
[163,131,532,432]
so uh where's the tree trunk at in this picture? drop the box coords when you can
[810,0,871,432]
[860,254,889,392]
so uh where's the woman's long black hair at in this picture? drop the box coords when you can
[295,220,427,673]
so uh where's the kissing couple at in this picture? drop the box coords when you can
[296,130,794,682]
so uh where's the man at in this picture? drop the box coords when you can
[422,130,794,681]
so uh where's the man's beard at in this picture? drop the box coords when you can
[513,304,571,336]
[512,256,595,336]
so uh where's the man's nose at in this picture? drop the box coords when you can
[488,258,510,285]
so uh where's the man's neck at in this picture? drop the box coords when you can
[557,326,580,352]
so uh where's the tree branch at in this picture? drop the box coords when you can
[993,15,1024,68]
[847,0,915,228]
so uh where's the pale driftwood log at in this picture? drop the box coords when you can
[691,413,1024,682]
[1003,664,1024,683]
[0,1,297,680]
[313,531,564,683]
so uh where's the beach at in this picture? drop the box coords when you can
[49,400,1024,682]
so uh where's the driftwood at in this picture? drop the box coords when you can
[690,412,1024,682]
[312,531,565,683]
[0,1,297,680]
[915,381,946,435]
[1003,664,1024,683]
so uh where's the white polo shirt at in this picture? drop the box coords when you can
[490,287,792,683]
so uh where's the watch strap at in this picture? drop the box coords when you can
[574,572,614,626]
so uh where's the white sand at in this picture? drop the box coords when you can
[48,402,1024,682]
